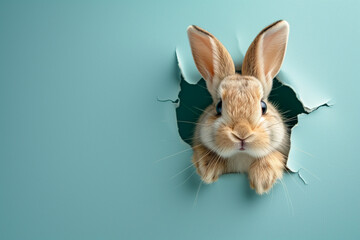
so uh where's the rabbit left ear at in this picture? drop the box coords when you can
[187,25,235,100]
[242,20,289,98]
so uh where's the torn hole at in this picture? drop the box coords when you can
[172,22,330,192]
[174,71,330,188]
[174,71,329,185]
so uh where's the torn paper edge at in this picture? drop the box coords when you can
[174,45,331,185]
[157,97,179,105]
[298,169,308,185]
[285,102,331,185]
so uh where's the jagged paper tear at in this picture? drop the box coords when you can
[174,38,330,184]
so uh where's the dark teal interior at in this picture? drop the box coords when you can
[176,75,306,146]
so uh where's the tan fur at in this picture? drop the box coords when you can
[192,144,226,184]
[249,151,285,194]
[187,25,235,100]
[242,21,289,98]
[188,21,290,194]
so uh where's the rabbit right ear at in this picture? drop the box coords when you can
[242,20,289,99]
[187,25,235,99]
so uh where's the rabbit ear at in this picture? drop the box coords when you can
[242,20,289,98]
[187,25,235,99]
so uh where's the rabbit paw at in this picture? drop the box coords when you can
[193,147,225,184]
[248,152,285,194]
[198,160,223,184]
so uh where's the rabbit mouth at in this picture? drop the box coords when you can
[239,140,246,151]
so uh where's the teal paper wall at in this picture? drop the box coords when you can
[0,1,359,239]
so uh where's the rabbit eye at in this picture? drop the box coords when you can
[261,100,267,115]
[216,100,222,115]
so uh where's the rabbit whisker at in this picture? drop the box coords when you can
[175,170,196,188]
[280,178,294,216]
[170,149,212,179]
[155,143,203,163]
[193,181,202,208]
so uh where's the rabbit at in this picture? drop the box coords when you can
[187,20,291,194]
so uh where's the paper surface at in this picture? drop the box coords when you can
[1,1,359,239]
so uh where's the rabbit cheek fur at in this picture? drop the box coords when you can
[187,21,291,194]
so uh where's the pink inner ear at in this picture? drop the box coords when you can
[189,32,214,82]
[261,27,287,80]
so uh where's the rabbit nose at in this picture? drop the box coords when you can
[231,133,250,143]
[233,123,252,140]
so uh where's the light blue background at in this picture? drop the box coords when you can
[0,1,359,239]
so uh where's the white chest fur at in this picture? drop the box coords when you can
[226,153,255,173]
